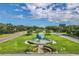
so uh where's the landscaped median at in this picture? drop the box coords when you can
[0,34,35,54]
[0,33,79,54]
[0,34,12,38]
[46,34,79,54]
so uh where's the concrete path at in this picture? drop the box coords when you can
[0,31,26,43]
[37,45,44,53]
[52,33,79,43]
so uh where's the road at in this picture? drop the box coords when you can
[52,33,79,43]
[0,31,26,43]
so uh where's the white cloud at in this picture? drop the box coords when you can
[26,3,79,22]
[31,3,51,8]
[10,4,20,7]
[14,14,25,19]
[67,3,79,9]
[21,6,28,10]
[14,9,23,12]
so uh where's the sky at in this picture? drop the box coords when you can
[0,3,79,27]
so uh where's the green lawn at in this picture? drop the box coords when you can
[0,33,79,54]
[0,34,11,38]
[0,34,35,54]
[46,34,79,54]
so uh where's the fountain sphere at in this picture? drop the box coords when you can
[36,32,44,39]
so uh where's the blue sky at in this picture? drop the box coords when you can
[0,3,79,27]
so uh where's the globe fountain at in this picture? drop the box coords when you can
[25,32,56,54]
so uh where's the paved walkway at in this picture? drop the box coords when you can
[0,31,26,43]
[38,45,44,53]
[52,33,79,43]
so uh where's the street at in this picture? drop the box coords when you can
[0,31,26,43]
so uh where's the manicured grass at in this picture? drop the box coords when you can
[0,34,11,38]
[46,34,79,54]
[0,34,35,54]
[0,33,79,54]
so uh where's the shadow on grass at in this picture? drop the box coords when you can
[24,34,32,36]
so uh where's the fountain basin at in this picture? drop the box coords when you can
[24,32,57,54]
[25,38,56,45]
[27,39,51,45]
